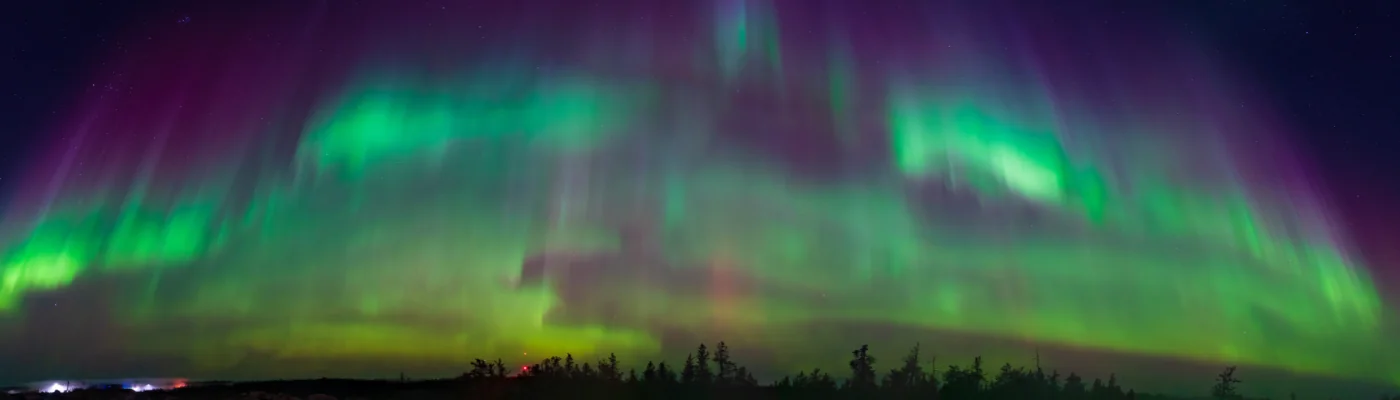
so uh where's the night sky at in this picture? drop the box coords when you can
[1,1,1398,398]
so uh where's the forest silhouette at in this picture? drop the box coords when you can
[459,342,1256,400]
[18,342,1399,400]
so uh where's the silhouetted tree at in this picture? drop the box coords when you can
[776,375,791,388]
[599,353,621,382]
[990,362,1036,399]
[929,355,941,391]
[1064,372,1087,399]
[715,341,736,385]
[657,361,677,384]
[734,365,758,386]
[463,358,509,380]
[1032,353,1050,400]
[493,359,507,378]
[581,362,596,380]
[847,344,878,390]
[564,354,578,378]
[465,358,492,380]
[883,343,928,393]
[643,361,657,383]
[942,357,987,399]
[1211,366,1242,400]
[790,368,837,391]
[626,368,638,384]
[1103,373,1126,399]
[695,343,714,384]
[546,356,564,378]
[681,354,697,384]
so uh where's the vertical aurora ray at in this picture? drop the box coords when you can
[0,1,1394,394]
[826,39,858,149]
[715,0,783,85]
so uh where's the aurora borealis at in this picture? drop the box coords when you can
[1,0,1396,396]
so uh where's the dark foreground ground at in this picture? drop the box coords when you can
[5,343,1393,400]
[0,378,1189,400]
[4,378,1383,400]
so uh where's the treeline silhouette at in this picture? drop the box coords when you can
[13,342,1399,400]
[445,342,1343,400]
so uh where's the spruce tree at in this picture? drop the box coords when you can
[1211,366,1243,400]
[681,354,697,384]
[715,341,735,384]
[847,344,878,390]
[695,343,713,384]
[643,362,657,383]
[565,354,578,378]
[658,361,677,383]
